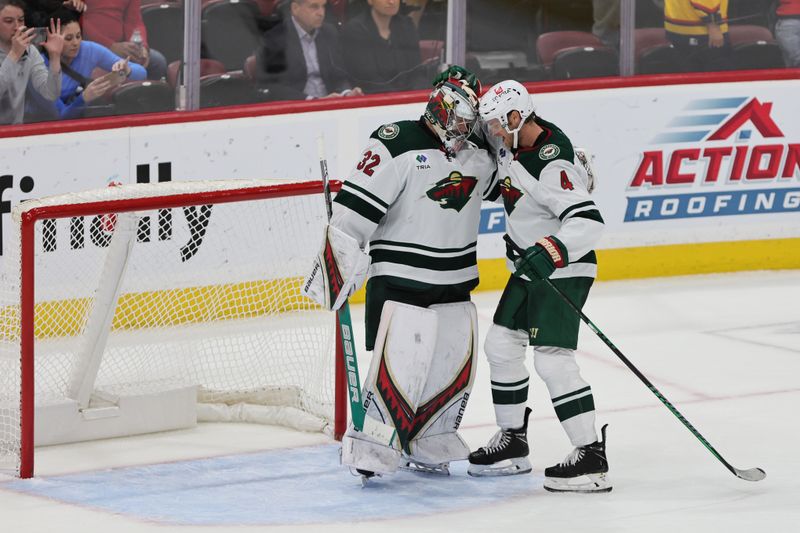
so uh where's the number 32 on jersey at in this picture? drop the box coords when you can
[357,151,381,177]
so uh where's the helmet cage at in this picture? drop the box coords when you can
[425,79,480,153]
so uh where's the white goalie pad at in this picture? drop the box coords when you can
[574,147,597,194]
[341,301,438,474]
[406,302,478,465]
[302,224,370,310]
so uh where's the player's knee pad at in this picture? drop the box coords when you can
[406,301,478,465]
[533,345,587,396]
[484,324,529,377]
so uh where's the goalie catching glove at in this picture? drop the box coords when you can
[302,225,370,311]
[514,235,568,281]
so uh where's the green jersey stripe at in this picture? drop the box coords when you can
[553,394,595,422]
[569,209,605,224]
[371,239,477,254]
[343,181,389,209]
[551,385,591,404]
[572,250,598,265]
[490,377,530,388]
[559,201,596,221]
[334,191,385,224]
[370,248,477,271]
[492,385,529,405]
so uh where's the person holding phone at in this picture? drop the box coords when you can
[39,8,145,119]
[0,0,64,124]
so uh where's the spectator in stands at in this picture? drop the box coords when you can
[340,0,426,94]
[664,0,731,72]
[81,0,166,80]
[0,0,63,124]
[775,0,800,67]
[24,0,84,26]
[42,8,146,119]
[255,0,362,100]
[592,0,620,49]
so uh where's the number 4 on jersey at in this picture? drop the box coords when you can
[560,171,574,191]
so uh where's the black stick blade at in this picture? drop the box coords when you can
[735,467,766,482]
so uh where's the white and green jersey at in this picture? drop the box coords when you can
[493,117,604,279]
[332,120,496,287]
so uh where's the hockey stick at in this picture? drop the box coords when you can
[504,234,766,482]
[318,136,366,433]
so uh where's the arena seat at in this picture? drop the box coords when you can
[728,25,786,70]
[199,73,260,107]
[201,0,262,70]
[551,46,619,79]
[141,1,184,65]
[536,31,605,68]
[419,40,444,65]
[635,27,684,74]
[112,81,175,114]
[166,59,227,88]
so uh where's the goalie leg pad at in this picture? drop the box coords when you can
[341,427,401,475]
[302,224,370,310]
[406,302,478,465]
[356,301,439,454]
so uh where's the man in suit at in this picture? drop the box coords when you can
[256,0,362,100]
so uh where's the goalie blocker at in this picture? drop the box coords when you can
[302,225,370,311]
[342,300,478,475]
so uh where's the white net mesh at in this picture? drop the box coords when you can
[0,180,336,477]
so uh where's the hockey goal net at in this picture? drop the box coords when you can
[0,179,345,478]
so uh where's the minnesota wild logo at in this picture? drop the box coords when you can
[500,176,523,214]
[426,172,478,212]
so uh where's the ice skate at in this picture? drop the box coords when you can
[468,407,532,477]
[543,424,611,493]
[399,458,451,476]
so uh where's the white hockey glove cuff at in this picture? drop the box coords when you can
[302,225,370,311]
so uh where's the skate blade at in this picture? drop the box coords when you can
[399,461,450,476]
[467,457,532,477]
[543,472,612,493]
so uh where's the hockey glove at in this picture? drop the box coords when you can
[514,236,569,281]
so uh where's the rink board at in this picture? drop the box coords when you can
[0,72,798,294]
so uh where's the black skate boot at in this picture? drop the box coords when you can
[544,424,611,493]
[467,407,532,477]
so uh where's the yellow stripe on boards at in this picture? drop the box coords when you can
[12,277,318,340]
[7,238,799,340]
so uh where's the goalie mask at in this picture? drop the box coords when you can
[479,80,535,150]
[424,78,480,156]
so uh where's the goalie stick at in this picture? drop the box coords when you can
[318,136,366,433]
[504,234,766,482]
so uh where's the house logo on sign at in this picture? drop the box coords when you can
[625,97,800,222]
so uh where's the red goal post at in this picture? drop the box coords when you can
[0,179,346,479]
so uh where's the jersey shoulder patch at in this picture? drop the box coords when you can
[517,119,575,179]
[370,120,441,158]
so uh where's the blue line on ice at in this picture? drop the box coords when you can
[7,444,542,525]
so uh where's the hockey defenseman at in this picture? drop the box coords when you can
[303,67,496,480]
[467,80,611,493]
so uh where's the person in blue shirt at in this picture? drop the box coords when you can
[44,9,145,119]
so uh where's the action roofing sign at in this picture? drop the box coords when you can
[624,97,800,222]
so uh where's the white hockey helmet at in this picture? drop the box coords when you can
[479,80,535,149]
[423,77,480,155]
